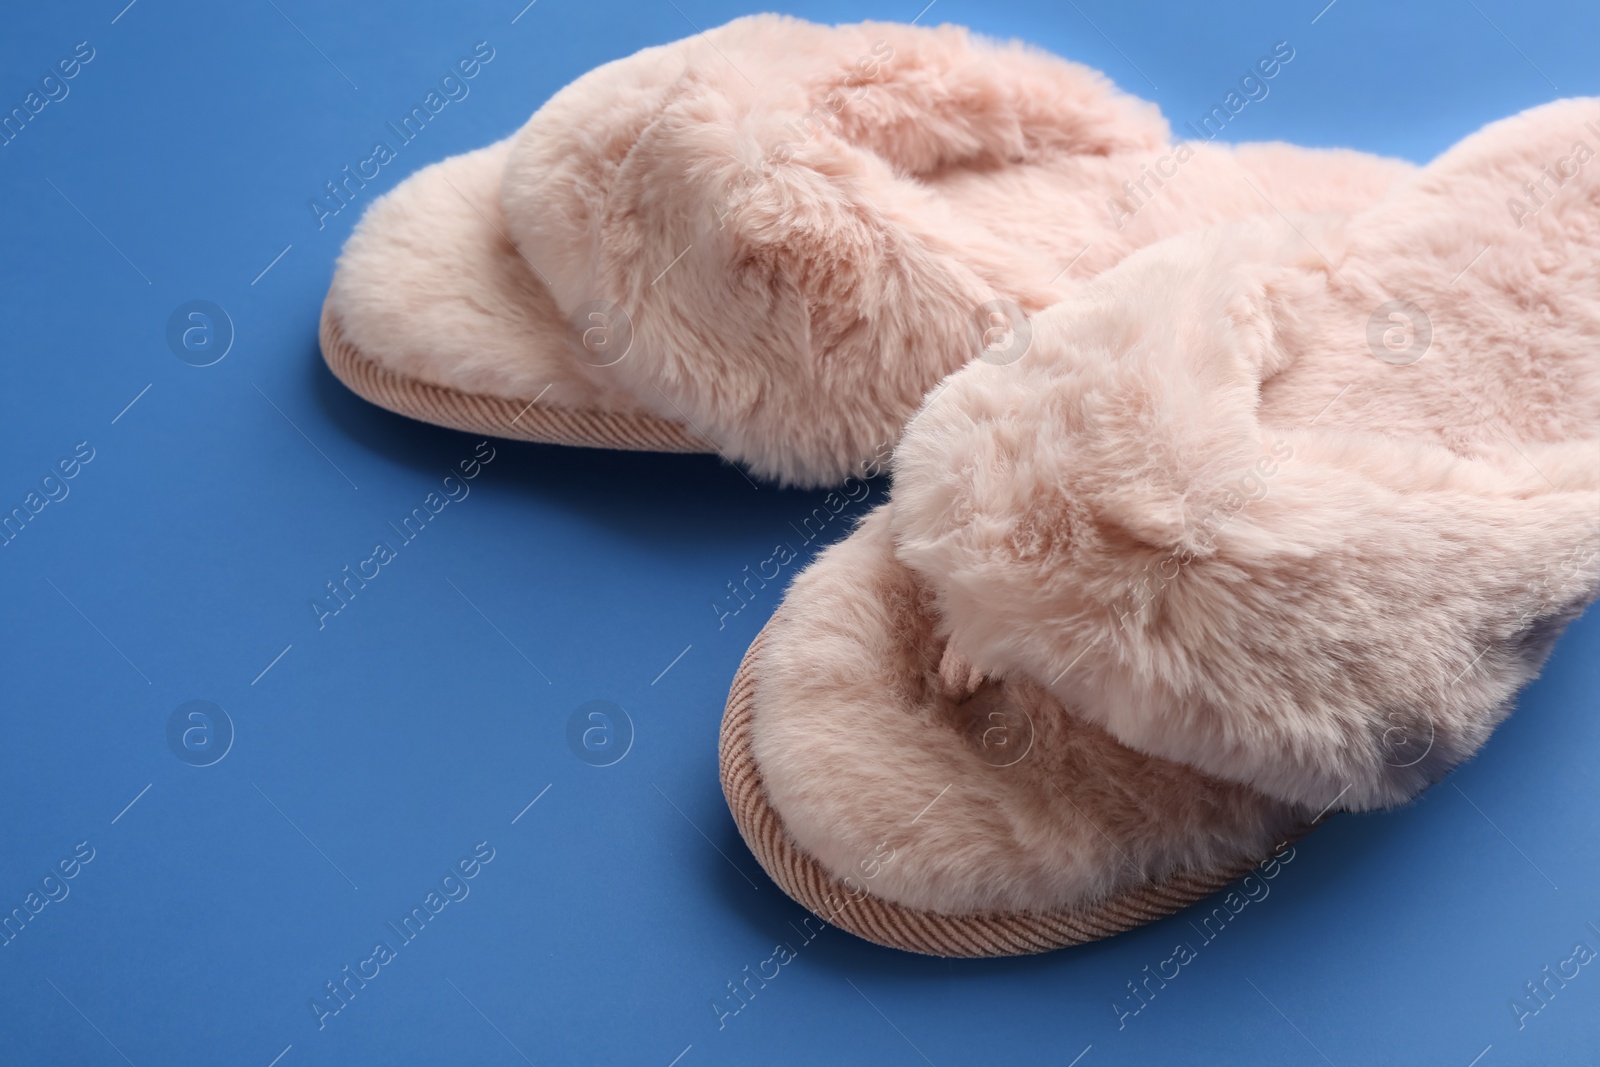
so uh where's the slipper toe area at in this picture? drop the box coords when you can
[325,139,633,414]
[744,508,1305,918]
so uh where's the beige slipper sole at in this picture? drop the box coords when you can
[720,622,1318,958]
[319,295,713,455]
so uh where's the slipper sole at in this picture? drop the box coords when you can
[319,296,715,455]
[719,621,1320,957]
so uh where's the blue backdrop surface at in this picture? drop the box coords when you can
[1,1,1596,1064]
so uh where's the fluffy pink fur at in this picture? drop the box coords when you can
[327,141,648,416]
[751,509,1308,914]
[752,99,1599,914]
[329,15,1414,485]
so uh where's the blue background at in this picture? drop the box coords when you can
[2,1,1597,1064]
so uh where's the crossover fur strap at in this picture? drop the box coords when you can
[498,16,1166,486]
[891,155,1600,813]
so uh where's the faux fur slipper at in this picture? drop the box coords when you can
[721,98,1600,955]
[321,14,1415,487]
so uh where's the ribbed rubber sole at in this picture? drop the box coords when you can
[319,297,714,454]
[719,624,1318,957]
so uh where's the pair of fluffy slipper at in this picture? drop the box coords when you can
[322,16,1600,956]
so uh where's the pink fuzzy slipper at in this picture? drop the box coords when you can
[721,98,1600,954]
[321,14,1413,487]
